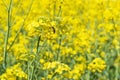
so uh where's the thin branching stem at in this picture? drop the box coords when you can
[3,0,12,69]
[7,0,34,52]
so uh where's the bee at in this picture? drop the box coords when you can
[49,26,56,33]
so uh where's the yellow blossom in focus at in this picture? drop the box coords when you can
[88,58,106,73]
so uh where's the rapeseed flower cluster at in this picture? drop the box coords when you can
[0,63,27,80]
[88,58,106,73]
[0,0,120,80]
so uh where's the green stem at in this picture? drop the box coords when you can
[115,65,118,80]
[30,36,41,80]
[7,0,34,52]
[3,0,12,69]
[30,66,35,80]
[36,36,41,54]
[28,60,30,80]
[86,71,90,80]
[57,5,62,17]
[57,37,62,61]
